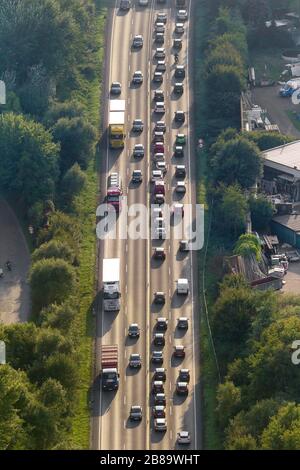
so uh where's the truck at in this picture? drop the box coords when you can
[109,100,125,148]
[279,79,300,97]
[107,172,122,212]
[101,345,119,391]
[177,278,189,295]
[103,258,120,311]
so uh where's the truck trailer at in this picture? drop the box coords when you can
[103,258,120,311]
[109,100,125,148]
[101,345,119,391]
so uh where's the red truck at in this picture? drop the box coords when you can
[101,345,119,391]
[107,173,122,212]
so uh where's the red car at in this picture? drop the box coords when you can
[154,142,164,153]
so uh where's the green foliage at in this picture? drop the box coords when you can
[30,258,76,312]
[215,185,249,238]
[249,195,274,231]
[44,100,85,127]
[216,381,242,429]
[32,240,75,264]
[234,233,262,261]
[39,301,76,334]
[245,131,294,151]
[61,163,87,209]
[261,403,300,450]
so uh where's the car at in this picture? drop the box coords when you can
[177,431,191,445]
[153,333,165,346]
[176,133,186,145]
[179,368,190,383]
[155,47,166,59]
[154,102,165,113]
[153,71,163,83]
[133,144,144,158]
[175,181,186,194]
[155,120,166,132]
[154,193,165,205]
[110,82,121,95]
[152,380,164,393]
[156,317,168,330]
[152,351,164,364]
[155,22,165,33]
[177,9,188,21]
[154,247,166,260]
[154,368,166,381]
[175,23,184,34]
[157,0,166,3]
[174,345,185,358]
[174,203,184,218]
[156,161,167,174]
[128,323,140,338]
[175,65,185,79]
[129,353,142,368]
[177,317,189,329]
[156,12,167,23]
[179,240,189,252]
[154,90,164,101]
[120,0,131,11]
[152,405,166,418]
[176,381,188,395]
[154,418,167,432]
[154,227,166,239]
[173,38,182,49]
[154,291,165,304]
[151,170,163,183]
[132,70,143,84]
[132,119,143,132]
[139,0,149,5]
[154,393,166,406]
[153,131,164,143]
[154,142,164,153]
[133,35,143,48]
[132,170,142,183]
[175,165,186,178]
[175,110,185,123]
[174,146,184,158]
[129,405,142,421]
[154,180,165,194]
[174,82,184,94]
[153,152,165,163]
[156,60,166,72]
[155,32,164,44]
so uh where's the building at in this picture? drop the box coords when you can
[272,213,300,247]
[261,140,300,201]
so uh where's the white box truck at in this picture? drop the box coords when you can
[177,278,189,295]
[103,258,120,311]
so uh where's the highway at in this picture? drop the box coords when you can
[92,0,200,451]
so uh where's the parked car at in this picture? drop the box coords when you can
[155,32,164,43]
[177,9,188,21]
[153,131,164,143]
[156,12,167,23]
[154,193,165,205]
[173,203,184,218]
[154,292,165,304]
[156,161,167,174]
[151,170,164,182]
[154,102,165,113]
[154,142,164,153]
[175,23,184,34]
[156,60,166,72]
[155,22,165,33]
[175,181,186,194]
[179,240,189,252]
[154,90,164,101]
[153,71,163,83]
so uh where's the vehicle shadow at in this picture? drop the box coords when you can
[126,365,141,377]
[172,391,188,406]
[126,417,142,429]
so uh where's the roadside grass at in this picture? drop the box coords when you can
[193,1,222,450]
[286,109,300,132]
[69,5,106,449]
[249,48,285,82]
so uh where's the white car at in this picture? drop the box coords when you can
[176,181,186,193]
[139,0,149,5]
[177,10,188,21]
[155,48,165,59]
[132,70,143,84]
[154,102,165,113]
[155,22,165,33]
[155,418,167,431]
[156,12,167,24]
[177,431,191,444]
[152,170,163,182]
[175,23,184,34]
[156,60,166,72]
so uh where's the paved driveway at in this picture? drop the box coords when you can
[0,199,31,324]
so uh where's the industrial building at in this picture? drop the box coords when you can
[271,213,300,248]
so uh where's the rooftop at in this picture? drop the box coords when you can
[273,213,300,232]
[262,141,300,170]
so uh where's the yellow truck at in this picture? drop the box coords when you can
[109,100,125,148]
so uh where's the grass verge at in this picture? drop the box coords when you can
[193,1,222,450]
[69,5,107,448]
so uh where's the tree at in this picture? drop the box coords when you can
[39,301,76,333]
[30,258,76,312]
[261,403,300,450]
[206,42,244,74]
[44,100,85,127]
[0,113,59,208]
[246,131,294,151]
[32,240,75,264]
[234,233,262,261]
[60,163,87,208]
[52,116,97,171]
[216,185,248,238]
[37,211,81,257]
[249,196,274,231]
[2,323,38,371]
[216,381,242,429]
[210,137,262,188]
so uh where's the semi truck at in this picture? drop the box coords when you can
[101,345,119,391]
[279,79,300,97]
[107,172,122,212]
[103,258,120,311]
[109,100,125,148]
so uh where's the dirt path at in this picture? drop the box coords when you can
[0,199,31,324]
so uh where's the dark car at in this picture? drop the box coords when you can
[153,333,165,347]
[155,120,166,132]
[132,170,142,183]
[174,146,184,158]
[132,71,143,84]
[175,65,185,79]
[174,82,184,94]
[154,90,164,102]
[179,240,189,252]
[129,353,142,368]
[154,193,165,205]
[173,345,185,358]
[177,317,188,329]
[128,323,140,338]
[176,381,188,395]
[175,111,185,123]
[154,247,166,260]
[179,368,190,383]
[132,119,143,132]
[154,142,164,153]
[129,405,142,421]
[175,165,186,178]
[155,32,164,44]
[154,291,166,304]
[156,317,168,331]
[154,368,167,381]
[111,82,121,95]
[133,144,144,158]
[152,405,166,418]
[132,35,143,48]
[173,38,182,49]
[152,351,163,364]
[154,393,166,406]
[120,0,131,10]
[152,380,164,393]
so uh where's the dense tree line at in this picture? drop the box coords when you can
[0,0,101,449]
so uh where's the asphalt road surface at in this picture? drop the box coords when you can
[92,0,200,451]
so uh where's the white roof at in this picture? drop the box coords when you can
[109,100,125,112]
[109,111,125,124]
[262,141,300,178]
